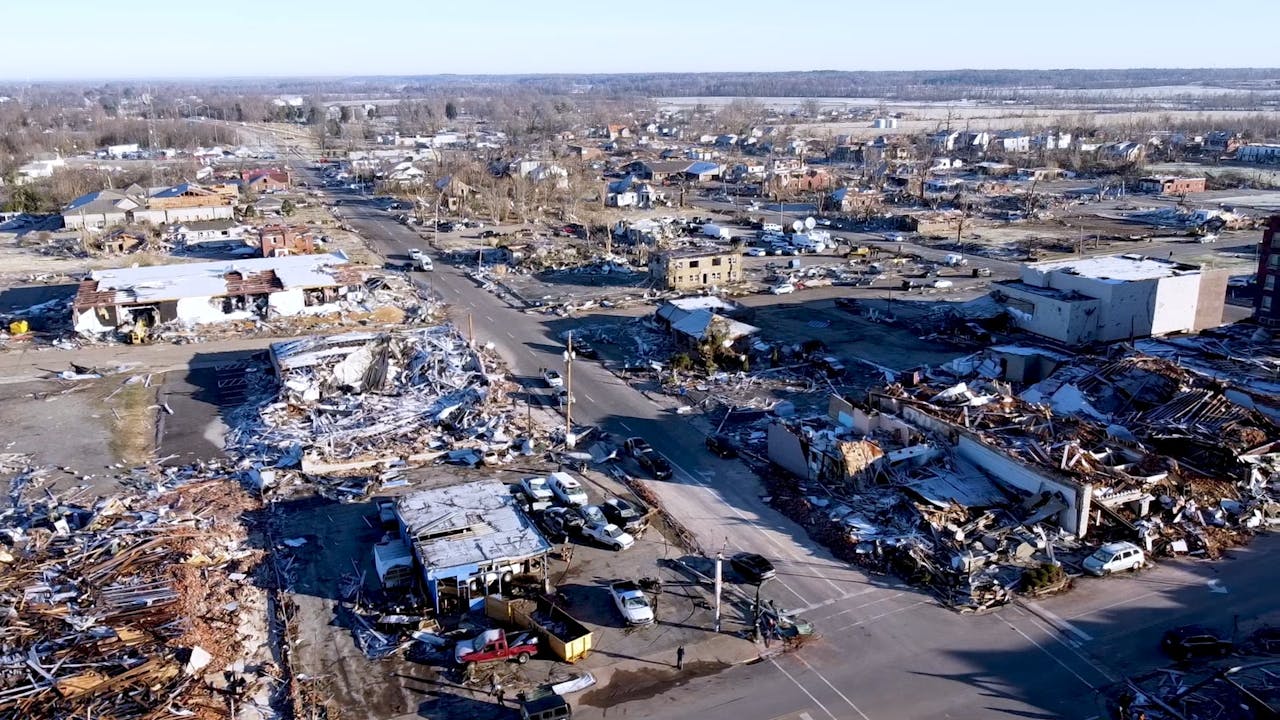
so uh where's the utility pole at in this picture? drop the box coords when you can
[564,333,575,449]
[713,552,723,633]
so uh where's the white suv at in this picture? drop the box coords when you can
[1082,541,1146,576]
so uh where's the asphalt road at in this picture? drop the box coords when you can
[288,161,1278,720]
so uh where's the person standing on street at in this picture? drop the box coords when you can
[676,645,685,670]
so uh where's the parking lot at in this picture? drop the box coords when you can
[276,459,759,720]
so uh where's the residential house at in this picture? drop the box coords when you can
[173,219,248,248]
[131,183,237,225]
[72,252,363,334]
[993,254,1227,345]
[649,248,742,291]
[386,162,428,187]
[623,159,701,183]
[1032,131,1073,151]
[931,130,960,152]
[871,117,898,129]
[682,161,721,182]
[828,187,883,213]
[1136,176,1206,195]
[1097,142,1145,163]
[62,186,147,230]
[995,133,1031,154]
[241,168,291,194]
[566,144,605,161]
[256,225,316,257]
[1204,131,1241,153]
[15,153,65,185]
[434,175,474,211]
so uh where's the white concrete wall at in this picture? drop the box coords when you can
[1150,273,1202,336]
[1000,285,1100,345]
[163,206,234,223]
[267,288,305,316]
[174,296,255,326]
[956,435,1091,536]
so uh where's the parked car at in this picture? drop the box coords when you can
[610,581,655,625]
[533,509,568,543]
[479,229,499,239]
[454,629,539,667]
[730,553,777,583]
[1160,626,1233,661]
[542,507,582,537]
[636,452,673,480]
[624,437,653,458]
[542,368,564,388]
[520,476,554,503]
[601,497,646,532]
[770,283,796,295]
[408,248,424,261]
[547,472,588,506]
[519,692,572,720]
[583,523,635,550]
[573,340,598,359]
[555,388,575,407]
[746,247,768,257]
[573,504,607,529]
[705,434,737,458]
[1082,541,1146,576]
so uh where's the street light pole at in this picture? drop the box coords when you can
[564,333,575,449]
[713,552,723,633]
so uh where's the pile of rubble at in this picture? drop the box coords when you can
[0,471,270,720]
[226,326,529,485]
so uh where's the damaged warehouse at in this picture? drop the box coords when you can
[71,252,364,336]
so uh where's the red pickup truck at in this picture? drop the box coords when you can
[454,628,539,667]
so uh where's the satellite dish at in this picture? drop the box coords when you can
[804,216,816,230]
[791,220,804,233]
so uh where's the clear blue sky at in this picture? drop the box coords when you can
[4,0,1278,80]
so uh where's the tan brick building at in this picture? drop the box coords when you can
[650,249,742,291]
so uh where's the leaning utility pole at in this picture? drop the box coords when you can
[713,551,723,633]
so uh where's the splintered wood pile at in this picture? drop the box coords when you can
[0,478,265,720]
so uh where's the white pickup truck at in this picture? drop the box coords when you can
[610,581,654,625]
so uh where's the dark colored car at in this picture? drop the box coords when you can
[730,553,777,583]
[705,434,737,458]
[1160,626,1233,661]
[533,509,568,544]
[637,452,673,480]
[479,229,499,239]
[542,507,584,537]
[573,341,598,359]
[601,497,646,531]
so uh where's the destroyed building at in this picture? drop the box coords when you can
[72,252,363,334]
[649,248,743,291]
[230,327,514,477]
[392,480,551,613]
[993,254,1227,345]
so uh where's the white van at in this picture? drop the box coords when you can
[1082,541,1146,576]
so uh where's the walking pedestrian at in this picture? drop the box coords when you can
[496,688,505,706]
[676,645,685,670]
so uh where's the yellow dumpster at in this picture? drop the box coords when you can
[8,320,29,335]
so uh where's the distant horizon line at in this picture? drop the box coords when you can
[3,66,1280,85]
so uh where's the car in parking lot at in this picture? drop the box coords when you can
[601,497,646,532]
[1082,541,1146,576]
[730,552,776,583]
[583,523,635,550]
[573,504,607,529]
[746,247,768,257]
[1161,626,1233,661]
[519,476,554,504]
[705,434,737,458]
[636,452,673,480]
[547,472,588,506]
